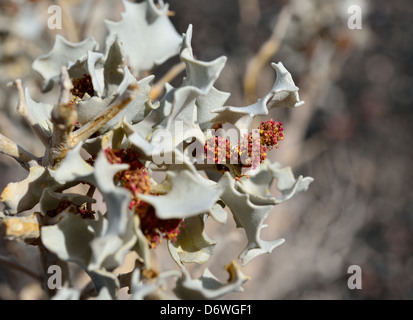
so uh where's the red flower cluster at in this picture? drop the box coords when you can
[104,148,182,248]
[259,119,284,149]
[204,136,235,165]
[204,119,284,176]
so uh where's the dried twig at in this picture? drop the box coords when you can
[58,66,73,106]
[0,133,39,169]
[243,5,292,104]
[71,84,138,144]
[43,66,139,168]
[45,67,77,167]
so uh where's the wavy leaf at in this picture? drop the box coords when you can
[138,170,223,219]
[32,35,98,92]
[105,0,181,74]
[168,213,216,264]
[174,261,249,299]
[0,166,58,215]
[218,173,284,266]
[212,62,304,131]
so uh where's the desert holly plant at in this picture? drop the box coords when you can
[0,0,313,300]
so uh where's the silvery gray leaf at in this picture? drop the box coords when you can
[180,25,227,95]
[137,170,223,219]
[155,86,205,147]
[131,221,152,270]
[218,173,285,266]
[173,261,248,300]
[76,95,115,126]
[76,75,154,133]
[238,160,275,198]
[168,213,216,264]
[86,51,105,97]
[39,188,95,216]
[167,88,206,146]
[0,166,58,215]
[69,37,129,100]
[41,213,94,268]
[53,143,95,183]
[105,0,181,74]
[128,112,159,141]
[122,120,156,158]
[154,25,227,146]
[87,268,120,299]
[25,88,53,138]
[239,161,314,205]
[88,212,138,271]
[82,135,105,156]
[41,211,135,298]
[54,143,132,236]
[77,151,131,236]
[32,35,98,92]
[130,269,179,300]
[196,86,230,131]
[95,287,112,300]
[130,269,157,300]
[267,62,305,109]
[51,288,81,300]
[208,202,227,224]
[269,163,314,204]
[100,122,129,151]
[212,62,304,131]
[103,35,125,96]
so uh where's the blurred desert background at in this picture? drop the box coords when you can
[0,0,412,299]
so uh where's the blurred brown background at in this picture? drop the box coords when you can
[0,0,412,299]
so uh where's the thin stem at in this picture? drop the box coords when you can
[0,133,39,169]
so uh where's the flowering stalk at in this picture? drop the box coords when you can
[204,119,284,177]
